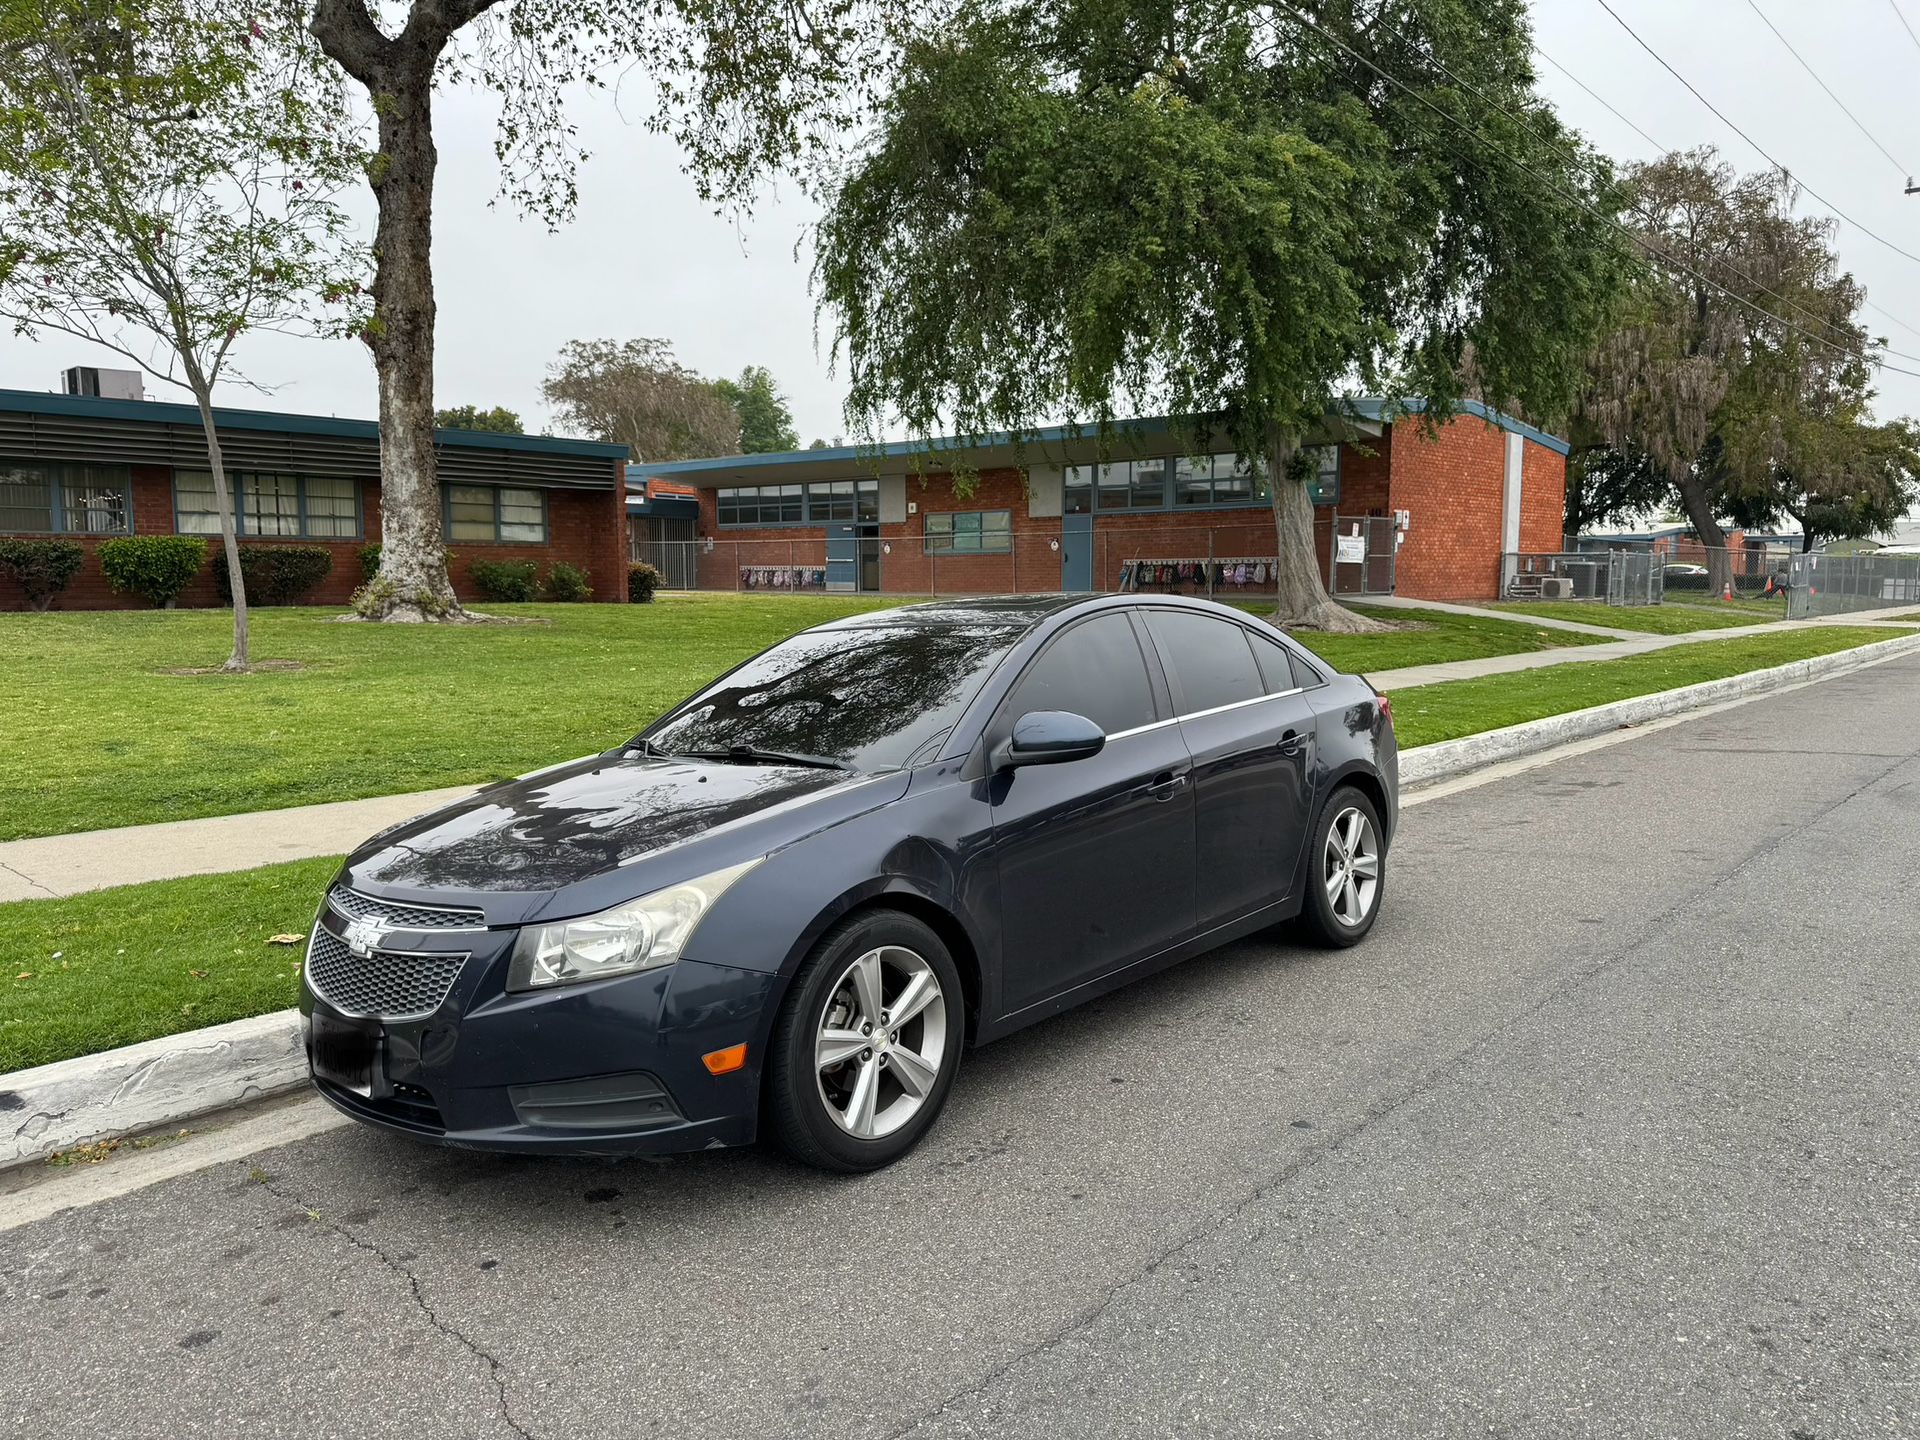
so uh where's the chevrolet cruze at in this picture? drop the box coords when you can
[302,594,1398,1171]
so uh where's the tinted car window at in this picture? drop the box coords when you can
[1144,611,1263,715]
[646,621,1027,771]
[1245,627,1301,695]
[1003,613,1158,736]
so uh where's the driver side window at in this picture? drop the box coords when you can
[1002,613,1159,736]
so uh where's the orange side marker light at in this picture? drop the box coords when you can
[702,1043,748,1076]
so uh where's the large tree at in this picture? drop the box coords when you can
[435,402,522,433]
[1575,151,1896,582]
[307,0,895,620]
[815,0,1625,628]
[0,0,365,667]
[713,364,801,452]
[543,337,741,460]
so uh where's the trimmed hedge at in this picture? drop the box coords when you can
[470,558,540,602]
[628,562,661,603]
[213,545,334,606]
[545,561,592,602]
[97,536,206,607]
[0,539,85,612]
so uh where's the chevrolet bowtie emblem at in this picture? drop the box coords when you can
[343,916,387,958]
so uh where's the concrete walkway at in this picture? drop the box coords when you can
[2,601,1914,904]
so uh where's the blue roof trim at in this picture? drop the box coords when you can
[0,388,629,461]
[628,399,1568,479]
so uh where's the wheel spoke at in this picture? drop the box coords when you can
[1341,811,1362,853]
[1341,875,1359,922]
[1351,852,1379,880]
[843,1057,881,1137]
[848,951,884,1027]
[1325,869,1347,904]
[888,969,938,1028]
[889,1044,938,1099]
[816,1027,867,1071]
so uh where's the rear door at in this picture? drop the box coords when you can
[989,611,1197,1014]
[1140,610,1317,930]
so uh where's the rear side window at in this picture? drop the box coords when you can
[1143,611,1263,715]
[1245,627,1324,693]
[1003,613,1158,736]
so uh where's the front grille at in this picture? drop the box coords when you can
[306,929,468,1021]
[327,885,483,931]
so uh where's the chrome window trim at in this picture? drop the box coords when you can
[1107,686,1304,739]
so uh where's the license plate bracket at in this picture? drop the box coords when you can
[310,1012,382,1097]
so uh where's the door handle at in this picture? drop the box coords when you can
[1278,729,1307,756]
[1146,770,1189,800]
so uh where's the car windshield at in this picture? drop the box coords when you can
[642,620,1029,773]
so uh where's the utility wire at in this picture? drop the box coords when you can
[1533,30,1920,347]
[1741,0,1911,181]
[1590,0,1920,269]
[1355,8,1920,367]
[1887,0,1920,61]
[1533,44,1668,154]
[1267,2,1920,381]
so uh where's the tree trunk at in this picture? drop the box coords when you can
[1265,425,1388,633]
[348,45,462,621]
[186,367,249,670]
[1676,475,1731,596]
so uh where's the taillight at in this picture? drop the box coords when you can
[1375,691,1393,727]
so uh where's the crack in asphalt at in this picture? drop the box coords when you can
[879,743,1918,1439]
[256,1175,534,1440]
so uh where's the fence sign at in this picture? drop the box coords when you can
[1336,534,1367,564]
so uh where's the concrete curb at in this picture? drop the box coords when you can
[5,627,1918,1171]
[1397,628,1920,787]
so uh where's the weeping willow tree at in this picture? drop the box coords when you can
[815,0,1626,629]
[1575,150,1906,581]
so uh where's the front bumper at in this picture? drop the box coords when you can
[300,908,776,1156]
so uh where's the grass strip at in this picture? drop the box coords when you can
[1485,599,1782,634]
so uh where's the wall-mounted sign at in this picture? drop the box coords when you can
[1336,534,1367,564]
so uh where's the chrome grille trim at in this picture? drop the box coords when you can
[305,929,469,1021]
[326,885,485,932]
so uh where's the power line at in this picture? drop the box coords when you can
[1741,0,1910,181]
[1590,0,1920,269]
[1355,8,1920,367]
[1267,2,1920,382]
[1532,44,1668,155]
[1887,0,1920,60]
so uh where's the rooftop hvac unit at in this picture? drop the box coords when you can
[1538,576,1574,599]
[62,366,145,402]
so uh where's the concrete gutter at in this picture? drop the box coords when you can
[5,627,1919,1171]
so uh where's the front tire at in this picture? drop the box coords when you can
[766,909,964,1172]
[1296,786,1386,948]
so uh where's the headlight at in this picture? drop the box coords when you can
[506,859,759,993]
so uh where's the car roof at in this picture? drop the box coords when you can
[815,592,1311,646]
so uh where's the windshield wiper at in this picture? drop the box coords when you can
[681,745,853,771]
[624,737,675,760]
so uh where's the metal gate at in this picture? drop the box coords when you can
[1330,515,1396,596]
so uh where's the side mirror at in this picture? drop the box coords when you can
[992,710,1106,771]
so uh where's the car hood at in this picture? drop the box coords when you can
[344,752,897,900]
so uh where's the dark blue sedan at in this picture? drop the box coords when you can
[302,595,1398,1170]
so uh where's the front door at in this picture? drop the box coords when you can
[856,523,881,591]
[988,611,1196,1014]
[825,523,856,592]
[1140,609,1317,927]
[1061,512,1093,591]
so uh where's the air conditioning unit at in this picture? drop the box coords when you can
[1539,576,1574,599]
[62,366,144,402]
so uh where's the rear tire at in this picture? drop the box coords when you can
[765,909,964,1173]
[1296,786,1386,948]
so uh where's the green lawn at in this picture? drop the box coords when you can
[0,595,1596,843]
[1486,599,1780,634]
[4,622,1906,1076]
[1273,603,1603,673]
[0,856,340,1073]
[1385,625,1905,747]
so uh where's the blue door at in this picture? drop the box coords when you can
[825,523,856,592]
[1060,512,1093,591]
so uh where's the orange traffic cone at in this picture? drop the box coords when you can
[1722,582,1734,602]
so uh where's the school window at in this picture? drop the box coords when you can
[174,472,364,539]
[1064,453,1280,513]
[0,461,132,535]
[1303,445,1340,506]
[715,479,879,527]
[447,484,547,543]
[925,510,1012,553]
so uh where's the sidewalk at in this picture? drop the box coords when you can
[2,602,1913,903]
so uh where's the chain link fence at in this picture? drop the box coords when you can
[1787,550,1920,618]
[1502,545,1806,612]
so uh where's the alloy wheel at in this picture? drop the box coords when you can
[1323,806,1380,928]
[814,945,948,1139]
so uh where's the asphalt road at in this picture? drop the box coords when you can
[4,656,1918,1439]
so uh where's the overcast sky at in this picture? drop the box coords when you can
[5,0,1920,442]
